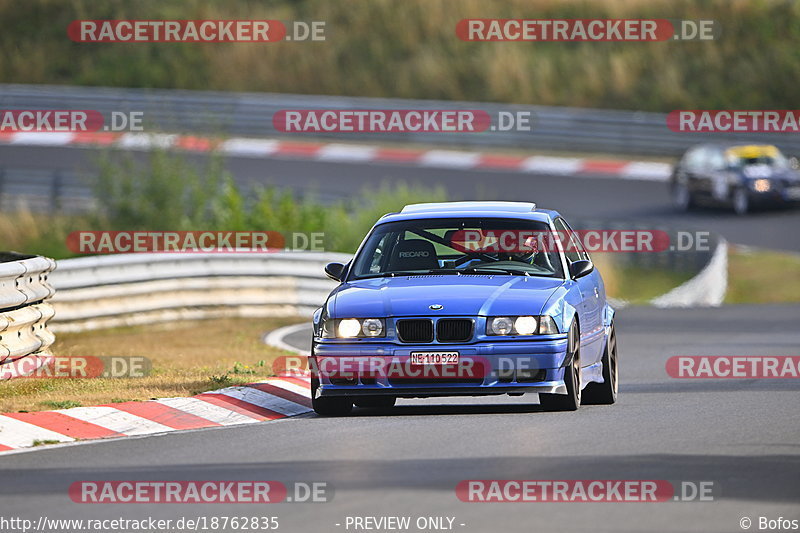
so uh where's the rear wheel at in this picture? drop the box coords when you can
[539,324,581,411]
[354,396,396,409]
[311,376,353,416]
[582,323,618,405]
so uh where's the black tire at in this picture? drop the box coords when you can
[582,323,618,405]
[672,181,695,212]
[732,187,750,215]
[311,376,353,416]
[353,396,397,409]
[539,324,581,411]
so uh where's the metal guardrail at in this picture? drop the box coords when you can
[0,168,94,213]
[49,252,349,332]
[0,252,56,379]
[2,84,800,157]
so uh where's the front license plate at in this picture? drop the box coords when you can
[410,352,460,365]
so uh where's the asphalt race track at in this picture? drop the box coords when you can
[1,305,798,532]
[2,144,800,251]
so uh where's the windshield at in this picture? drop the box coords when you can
[349,217,564,280]
[725,145,789,169]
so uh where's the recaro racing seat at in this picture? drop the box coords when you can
[386,239,439,271]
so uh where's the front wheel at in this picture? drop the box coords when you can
[311,377,353,416]
[582,323,618,405]
[732,188,750,215]
[539,324,581,411]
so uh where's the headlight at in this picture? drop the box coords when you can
[487,316,559,336]
[338,319,362,338]
[514,316,538,335]
[361,318,384,337]
[537,316,559,334]
[328,318,386,338]
[489,317,514,335]
[753,179,771,192]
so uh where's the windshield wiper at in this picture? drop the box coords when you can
[463,267,530,276]
[358,268,532,279]
[423,267,530,276]
[357,271,429,279]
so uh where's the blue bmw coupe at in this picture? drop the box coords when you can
[311,201,618,415]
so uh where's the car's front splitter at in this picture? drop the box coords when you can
[316,381,568,398]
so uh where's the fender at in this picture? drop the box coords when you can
[603,302,616,329]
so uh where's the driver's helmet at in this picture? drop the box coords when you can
[500,235,538,263]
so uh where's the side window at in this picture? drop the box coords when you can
[352,231,395,275]
[368,233,392,273]
[554,218,586,263]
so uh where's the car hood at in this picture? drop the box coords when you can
[739,167,800,182]
[330,275,565,317]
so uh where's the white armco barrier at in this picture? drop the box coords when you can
[0,253,57,379]
[48,252,351,332]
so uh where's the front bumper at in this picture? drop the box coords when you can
[312,335,570,398]
[746,184,800,205]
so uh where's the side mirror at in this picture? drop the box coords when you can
[569,259,594,280]
[324,262,346,282]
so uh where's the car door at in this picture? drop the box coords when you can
[705,147,733,202]
[675,146,708,198]
[555,218,604,364]
[686,146,715,198]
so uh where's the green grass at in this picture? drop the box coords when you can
[617,267,694,303]
[726,247,800,304]
[0,317,297,413]
[31,439,62,447]
[0,0,798,111]
[41,399,83,409]
[593,255,695,305]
